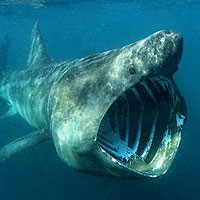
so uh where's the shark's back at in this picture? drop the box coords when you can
[0,22,115,129]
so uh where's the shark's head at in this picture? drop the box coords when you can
[50,30,186,178]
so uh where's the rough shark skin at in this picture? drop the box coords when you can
[0,23,186,178]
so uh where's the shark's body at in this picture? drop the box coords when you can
[0,23,186,178]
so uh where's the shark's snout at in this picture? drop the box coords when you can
[128,30,184,78]
[153,30,183,75]
[161,31,183,73]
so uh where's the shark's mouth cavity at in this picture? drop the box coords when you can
[97,76,186,177]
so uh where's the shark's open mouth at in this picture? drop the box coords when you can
[96,76,186,177]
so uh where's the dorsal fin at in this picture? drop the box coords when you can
[27,22,51,68]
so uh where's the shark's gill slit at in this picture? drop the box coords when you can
[97,76,174,165]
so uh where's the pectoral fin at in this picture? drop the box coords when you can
[0,129,50,164]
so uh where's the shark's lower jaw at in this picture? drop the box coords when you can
[96,76,186,177]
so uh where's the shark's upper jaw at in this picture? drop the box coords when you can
[96,75,186,177]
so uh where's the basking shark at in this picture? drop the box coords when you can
[0,23,186,178]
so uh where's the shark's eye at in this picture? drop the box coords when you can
[129,67,136,75]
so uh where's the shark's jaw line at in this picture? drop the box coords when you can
[96,75,186,177]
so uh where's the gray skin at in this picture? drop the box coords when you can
[0,22,186,178]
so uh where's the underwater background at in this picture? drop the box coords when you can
[0,0,199,199]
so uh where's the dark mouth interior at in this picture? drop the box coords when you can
[97,76,173,165]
